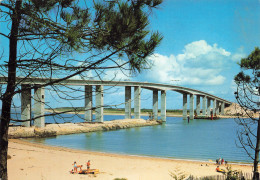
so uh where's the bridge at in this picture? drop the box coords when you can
[0,76,232,127]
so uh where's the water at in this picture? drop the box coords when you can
[27,115,254,163]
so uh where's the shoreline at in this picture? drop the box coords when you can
[11,139,254,166]
[20,138,254,166]
[8,139,254,180]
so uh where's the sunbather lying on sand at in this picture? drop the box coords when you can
[216,166,225,173]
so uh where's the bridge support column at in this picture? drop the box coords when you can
[34,86,45,128]
[153,90,158,120]
[183,93,187,120]
[125,86,131,119]
[96,85,104,122]
[207,98,211,116]
[21,84,31,127]
[134,86,141,119]
[85,85,92,122]
[213,99,216,116]
[190,94,194,120]
[221,102,225,115]
[161,90,166,122]
[196,95,201,116]
[216,101,220,115]
[202,96,206,116]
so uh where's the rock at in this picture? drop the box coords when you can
[8,119,161,139]
[34,128,57,138]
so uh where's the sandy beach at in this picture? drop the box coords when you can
[8,139,254,180]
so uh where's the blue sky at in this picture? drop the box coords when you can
[1,0,260,110]
[100,0,260,109]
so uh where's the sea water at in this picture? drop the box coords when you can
[26,115,254,163]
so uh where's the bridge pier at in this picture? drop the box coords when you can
[213,99,216,116]
[34,86,45,127]
[125,86,132,119]
[221,102,225,115]
[190,94,194,120]
[207,98,211,116]
[21,84,31,127]
[216,101,220,115]
[196,95,201,116]
[183,93,187,120]
[161,90,166,122]
[153,90,158,120]
[202,96,207,116]
[85,85,93,122]
[96,85,104,122]
[134,86,141,119]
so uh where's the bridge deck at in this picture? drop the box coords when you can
[0,76,232,104]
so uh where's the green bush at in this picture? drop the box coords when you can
[226,165,241,180]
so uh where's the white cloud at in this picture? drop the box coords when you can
[177,40,230,61]
[103,70,130,81]
[231,47,247,63]
[231,53,246,62]
[145,40,232,85]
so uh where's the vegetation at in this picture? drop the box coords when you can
[225,166,241,180]
[0,0,163,179]
[47,107,183,115]
[234,47,260,179]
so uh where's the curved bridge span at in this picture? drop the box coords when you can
[0,77,232,127]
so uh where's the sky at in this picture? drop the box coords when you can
[101,0,260,109]
[1,0,260,110]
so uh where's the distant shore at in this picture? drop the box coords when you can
[46,108,240,118]
[8,139,254,180]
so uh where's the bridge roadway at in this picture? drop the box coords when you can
[0,76,232,127]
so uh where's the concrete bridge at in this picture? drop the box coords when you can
[0,77,232,127]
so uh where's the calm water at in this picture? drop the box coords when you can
[27,115,254,163]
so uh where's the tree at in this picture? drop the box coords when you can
[234,47,260,179]
[0,0,163,179]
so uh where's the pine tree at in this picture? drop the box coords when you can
[234,47,260,179]
[0,0,163,179]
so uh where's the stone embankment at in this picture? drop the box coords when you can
[8,119,162,139]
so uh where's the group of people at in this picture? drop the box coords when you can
[71,160,91,174]
[216,158,228,174]
[216,158,227,165]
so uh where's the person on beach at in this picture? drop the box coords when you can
[221,158,224,165]
[72,161,82,173]
[87,160,91,170]
[218,158,221,165]
[216,166,225,173]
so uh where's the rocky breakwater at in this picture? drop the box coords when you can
[8,119,162,138]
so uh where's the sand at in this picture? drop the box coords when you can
[7,139,254,180]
